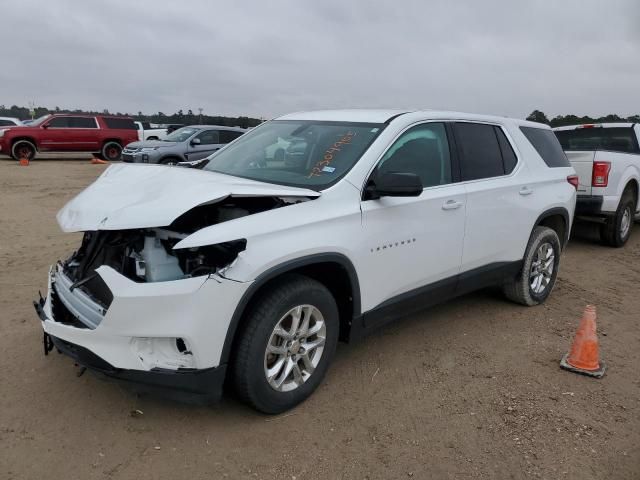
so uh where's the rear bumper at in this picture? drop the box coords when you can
[575,195,604,216]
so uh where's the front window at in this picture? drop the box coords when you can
[203,120,385,189]
[164,127,200,142]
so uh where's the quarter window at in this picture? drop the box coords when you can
[376,122,452,188]
[522,127,570,167]
[454,122,505,181]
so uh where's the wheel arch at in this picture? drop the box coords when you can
[534,207,570,249]
[102,138,123,147]
[220,253,361,365]
[622,177,639,210]
[11,137,38,151]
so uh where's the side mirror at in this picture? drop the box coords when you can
[366,172,423,199]
[42,124,49,129]
[191,138,201,146]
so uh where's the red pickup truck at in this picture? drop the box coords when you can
[0,114,139,161]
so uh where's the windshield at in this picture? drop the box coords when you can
[29,114,51,126]
[163,126,200,142]
[203,120,385,189]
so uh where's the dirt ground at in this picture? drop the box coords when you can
[1,160,638,480]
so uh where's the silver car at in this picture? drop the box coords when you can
[122,125,245,165]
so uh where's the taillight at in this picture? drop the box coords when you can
[567,175,579,190]
[592,162,611,187]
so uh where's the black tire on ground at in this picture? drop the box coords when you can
[11,140,36,160]
[101,141,122,161]
[159,157,180,165]
[599,189,636,247]
[232,274,339,414]
[503,226,561,306]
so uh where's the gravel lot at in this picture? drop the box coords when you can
[1,160,638,479]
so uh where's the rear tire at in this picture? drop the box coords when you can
[11,140,36,160]
[599,189,635,247]
[232,274,339,414]
[101,141,122,161]
[503,226,561,306]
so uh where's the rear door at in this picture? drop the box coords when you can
[454,122,535,273]
[68,116,100,151]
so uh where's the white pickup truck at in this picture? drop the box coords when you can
[554,123,640,247]
[134,121,167,141]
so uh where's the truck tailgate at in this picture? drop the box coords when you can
[566,151,595,195]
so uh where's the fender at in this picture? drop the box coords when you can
[616,165,640,209]
[534,207,571,247]
[218,252,361,365]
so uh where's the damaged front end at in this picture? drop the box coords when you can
[34,163,322,403]
[57,195,295,317]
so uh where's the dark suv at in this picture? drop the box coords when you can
[0,114,139,161]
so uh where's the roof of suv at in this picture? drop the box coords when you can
[277,109,548,128]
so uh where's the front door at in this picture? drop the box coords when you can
[358,122,466,325]
[186,130,223,161]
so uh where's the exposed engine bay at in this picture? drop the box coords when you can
[60,196,307,307]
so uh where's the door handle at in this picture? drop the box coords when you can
[519,186,534,196]
[442,199,463,210]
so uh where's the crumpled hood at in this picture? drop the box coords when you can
[57,163,320,232]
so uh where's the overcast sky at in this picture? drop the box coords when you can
[2,0,638,119]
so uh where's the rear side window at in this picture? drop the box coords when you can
[219,130,244,143]
[69,117,97,128]
[454,123,504,181]
[521,127,570,167]
[103,117,137,130]
[0,119,15,126]
[555,127,640,154]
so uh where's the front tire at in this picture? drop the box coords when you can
[11,140,36,160]
[600,189,635,247]
[101,141,122,161]
[232,274,339,414]
[503,226,561,306]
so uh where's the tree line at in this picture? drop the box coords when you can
[0,105,263,129]
[2,104,637,129]
[526,110,640,127]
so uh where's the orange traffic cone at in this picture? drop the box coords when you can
[19,154,29,166]
[560,305,606,378]
[91,155,108,165]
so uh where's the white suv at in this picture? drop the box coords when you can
[34,110,577,413]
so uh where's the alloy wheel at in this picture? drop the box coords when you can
[264,305,326,392]
[529,242,555,294]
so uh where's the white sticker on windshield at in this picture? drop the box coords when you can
[371,128,379,133]
[322,166,336,173]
